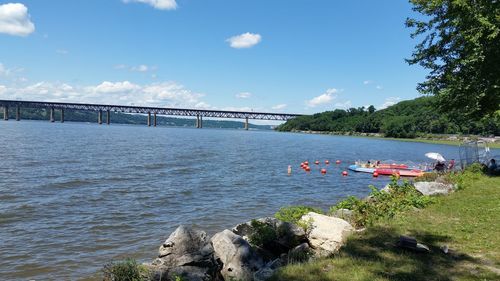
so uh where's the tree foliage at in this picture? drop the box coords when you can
[406,0,500,119]
[276,96,500,137]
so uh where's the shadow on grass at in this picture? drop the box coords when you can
[272,226,498,281]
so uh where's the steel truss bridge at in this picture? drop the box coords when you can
[0,99,302,129]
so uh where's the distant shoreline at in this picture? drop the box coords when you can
[280,130,500,149]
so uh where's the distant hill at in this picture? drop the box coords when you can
[6,108,273,130]
[277,96,500,137]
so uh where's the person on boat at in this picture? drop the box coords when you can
[447,159,455,171]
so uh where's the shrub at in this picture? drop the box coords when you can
[330,178,434,227]
[274,205,323,225]
[103,258,147,281]
[249,219,277,248]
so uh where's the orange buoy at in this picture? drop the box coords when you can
[314,160,320,165]
[342,171,348,176]
[305,166,311,172]
[325,160,330,165]
[336,160,341,164]
[373,172,379,177]
[321,168,327,174]
[304,161,309,166]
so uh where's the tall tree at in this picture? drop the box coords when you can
[406,0,500,120]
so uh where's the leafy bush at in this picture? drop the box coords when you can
[330,178,434,227]
[249,219,277,248]
[103,258,147,281]
[274,206,323,225]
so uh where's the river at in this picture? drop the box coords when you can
[0,121,487,280]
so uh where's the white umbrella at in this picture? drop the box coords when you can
[425,152,446,162]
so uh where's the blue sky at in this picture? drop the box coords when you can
[0,0,428,116]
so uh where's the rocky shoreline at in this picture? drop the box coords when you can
[134,180,455,281]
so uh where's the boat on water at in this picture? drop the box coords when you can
[348,162,425,177]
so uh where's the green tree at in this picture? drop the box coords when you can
[406,0,500,119]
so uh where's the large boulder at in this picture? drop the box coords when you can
[301,212,354,257]
[211,229,264,281]
[232,217,306,254]
[149,225,222,281]
[414,182,454,196]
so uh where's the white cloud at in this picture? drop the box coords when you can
[0,63,10,76]
[226,32,262,49]
[0,3,35,36]
[363,80,373,85]
[131,65,149,72]
[272,104,287,110]
[115,64,156,73]
[235,92,252,99]
[306,88,338,107]
[56,49,69,55]
[379,97,401,109]
[376,85,383,90]
[0,80,209,109]
[90,81,141,93]
[123,0,177,10]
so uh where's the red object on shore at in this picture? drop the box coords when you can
[342,171,348,176]
[321,168,327,174]
[336,160,341,164]
[325,160,330,165]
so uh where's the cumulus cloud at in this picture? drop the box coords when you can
[272,104,287,110]
[380,97,401,109]
[123,0,177,10]
[0,3,35,36]
[0,80,209,108]
[235,92,252,99]
[226,32,262,49]
[306,88,338,107]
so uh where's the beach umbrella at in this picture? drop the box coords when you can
[425,152,445,162]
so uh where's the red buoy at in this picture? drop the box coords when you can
[304,161,309,166]
[336,160,341,164]
[314,160,320,165]
[373,172,379,177]
[321,168,327,174]
[305,166,311,172]
[342,171,348,176]
[325,160,330,165]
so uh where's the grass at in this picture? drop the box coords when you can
[270,174,500,281]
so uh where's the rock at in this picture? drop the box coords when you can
[380,184,392,193]
[301,212,354,257]
[414,182,454,196]
[253,258,283,281]
[232,217,306,254]
[396,235,430,253]
[151,225,222,281]
[287,243,311,263]
[333,208,353,222]
[211,229,264,281]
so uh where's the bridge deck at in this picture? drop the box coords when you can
[0,100,301,121]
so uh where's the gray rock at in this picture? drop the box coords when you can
[151,225,222,281]
[287,243,311,263]
[211,229,264,281]
[414,182,454,196]
[253,258,282,281]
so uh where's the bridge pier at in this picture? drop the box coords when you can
[106,110,110,125]
[147,112,151,127]
[50,107,55,122]
[98,110,102,124]
[199,116,203,128]
[153,113,157,127]
[61,109,64,123]
[3,106,8,121]
[16,106,20,121]
[195,115,199,128]
[244,117,249,130]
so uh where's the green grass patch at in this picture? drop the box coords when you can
[272,172,500,280]
[102,258,149,281]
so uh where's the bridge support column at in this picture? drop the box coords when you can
[60,109,64,123]
[147,112,151,127]
[16,106,20,121]
[98,110,102,125]
[199,116,203,128]
[244,117,249,130]
[3,106,8,121]
[153,113,157,127]
[195,115,199,128]
[106,110,110,125]
[50,107,55,122]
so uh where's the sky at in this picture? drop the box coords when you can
[0,0,429,118]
